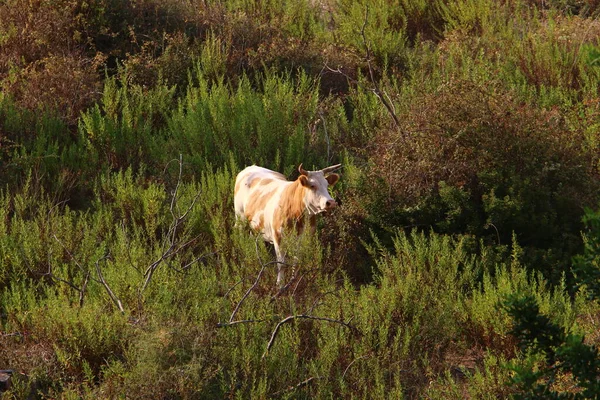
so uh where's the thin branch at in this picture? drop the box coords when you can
[95,253,124,313]
[228,261,269,324]
[262,314,360,358]
[79,270,90,308]
[141,155,203,292]
[169,250,217,274]
[0,332,25,338]
[317,111,331,163]
[308,289,341,314]
[360,6,401,131]
[41,270,83,292]
[323,6,404,136]
[120,220,143,275]
[342,353,372,379]
[485,222,501,245]
[270,376,320,397]
[227,238,288,323]
[217,319,263,328]
[291,273,305,297]
[221,239,293,326]
[31,235,95,305]
[222,278,244,299]
[169,153,184,222]
[52,234,88,275]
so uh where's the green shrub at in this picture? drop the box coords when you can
[362,78,598,282]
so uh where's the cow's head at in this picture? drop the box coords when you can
[297,163,341,214]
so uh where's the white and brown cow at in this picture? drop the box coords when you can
[234,163,341,287]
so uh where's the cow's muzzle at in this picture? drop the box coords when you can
[325,199,337,210]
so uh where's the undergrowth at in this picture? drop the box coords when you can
[1,0,600,398]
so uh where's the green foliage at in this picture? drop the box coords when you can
[169,69,326,171]
[505,207,600,399]
[573,207,600,298]
[362,77,597,284]
[506,295,600,399]
[335,0,408,68]
[2,0,600,398]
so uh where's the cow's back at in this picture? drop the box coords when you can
[234,165,288,243]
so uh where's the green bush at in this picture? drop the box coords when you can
[1,1,600,398]
[361,78,598,282]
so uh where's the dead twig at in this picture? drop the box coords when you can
[141,154,202,292]
[270,376,320,397]
[32,227,95,306]
[222,278,244,299]
[360,8,400,130]
[262,314,360,358]
[228,261,270,324]
[52,234,88,276]
[342,353,372,379]
[167,249,217,274]
[323,6,404,136]
[217,319,263,328]
[226,238,285,324]
[95,253,124,313]
[79,270,90,308]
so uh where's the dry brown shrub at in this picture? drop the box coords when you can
[3,54,102,126]
[122,32,198,88]
[370,79,593,206]
[515,15,600,90]
[0,0,105,124]
[0,0,81,71]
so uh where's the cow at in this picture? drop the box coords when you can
[234,163,341,287]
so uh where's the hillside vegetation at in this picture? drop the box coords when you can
[1,0,600,398]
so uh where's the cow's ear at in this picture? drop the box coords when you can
[299,175,310,187]
[326,174,339,186]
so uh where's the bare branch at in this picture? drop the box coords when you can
[169,250,217,274]
[342,353,372,379]
[360,6,401,132]
[141,154,203,292]
[308,288,341,314]
[95,253,124,313]
[270,376,320,397]
[79,270,90,308]
[52,234,88,276]
[221,238,293,327]
[42,201,98,307]
[222,278,244,299]
[323,5,404,136]
[217,319,263,328]
[228,265,270,324]
[41,269,84,292]
[262,314,360,358]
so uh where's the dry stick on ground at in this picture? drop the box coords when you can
[95,253,124,313]
[141,154,202,292]
[262,314,360,358]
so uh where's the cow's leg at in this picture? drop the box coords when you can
[273,239,285,288]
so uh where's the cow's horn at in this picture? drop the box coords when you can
[298,163,308,176]
[321,164,342,174]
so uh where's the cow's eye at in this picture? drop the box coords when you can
[310,184,316,189]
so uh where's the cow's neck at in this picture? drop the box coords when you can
[279,179,309,221]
